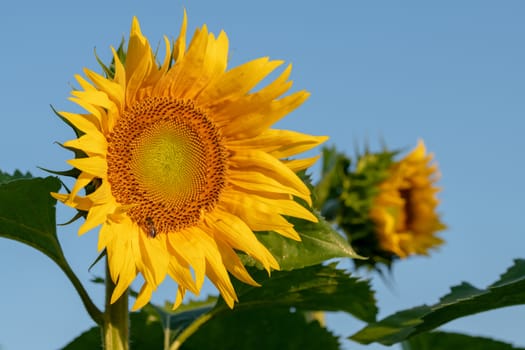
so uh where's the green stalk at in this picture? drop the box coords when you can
[102,261,129,350]
[57,258,103,325]
[169,313,213,350]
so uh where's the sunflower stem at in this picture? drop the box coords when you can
[57,257,104,325]
[169,313,213,350]
[102,261,129,350]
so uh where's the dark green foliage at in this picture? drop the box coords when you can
[0,174,102,324]
[0,175,63,263]
[402,331,525,350]
[227,264,377,323]
[0,169,32,184]
[182,308,340,350]
[62,310,164,350]
[351,259,525,345]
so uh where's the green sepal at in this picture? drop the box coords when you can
[54,140,88,161]
[58,211,86,226]
[351,259,525,345]
[314,146,398,269]
[95,38,126,80]
[51,104,83,139]
[38,166,81,179]
[88,249,107,272]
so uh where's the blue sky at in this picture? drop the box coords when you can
[1,1,524,349]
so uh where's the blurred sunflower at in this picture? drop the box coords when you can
[369,140,446,258]
[52,13,326,310]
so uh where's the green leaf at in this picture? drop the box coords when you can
[61,327,100,350]
[182,308,341,350]
[0,176,63,262]
[244,212,364,271]
[0,169,32,184]
[232,264,377,322]
[402,331,525,350]
[351,259,525,345]
[0,175,103,324]
[61,310,164,350]
[172,264,376,349]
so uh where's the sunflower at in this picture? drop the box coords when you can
[52,13,327,310]
[369,140,445,258]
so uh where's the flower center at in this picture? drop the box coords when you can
[399,188,414,231]
[107,97,228,235]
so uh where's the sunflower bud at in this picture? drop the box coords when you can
[315,140,446,269]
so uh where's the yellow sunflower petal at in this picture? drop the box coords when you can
[167,228,207,291]
[228,169,312,206]
[205,260,237,308]
[71,90,114,110]
[126,17,154,84]
[84,68,124,111]
[137,230,169,287]
[166,249,199,294]
[111,47,127,98]
[230,149,311,199]
[172,10,188,63]
[69,172,95,199]
[205,63,294,123]
[74,74,96,91]
[205,209,279,272]
[51,192,92,211]
[188,226,238,307]
[63,132,107,156]
[198,57,283,105]
[221,91,310,139]
[78,201,115,235]
[165,26,211,98]
[108,230,137,304]
[283,156,321,172]
[125,50,152,106]
[219,191,297,233]
[228,129,328,158]
[132,282,154,311]
[172,285,187,310]
[97,221,114,251]
[85,181,114,205]
[67,156,107,177]
[214,237,260,286]
[59,111,101,136]
[107,220,133,283]
[225,190,317,223]
[110,253,136,304]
